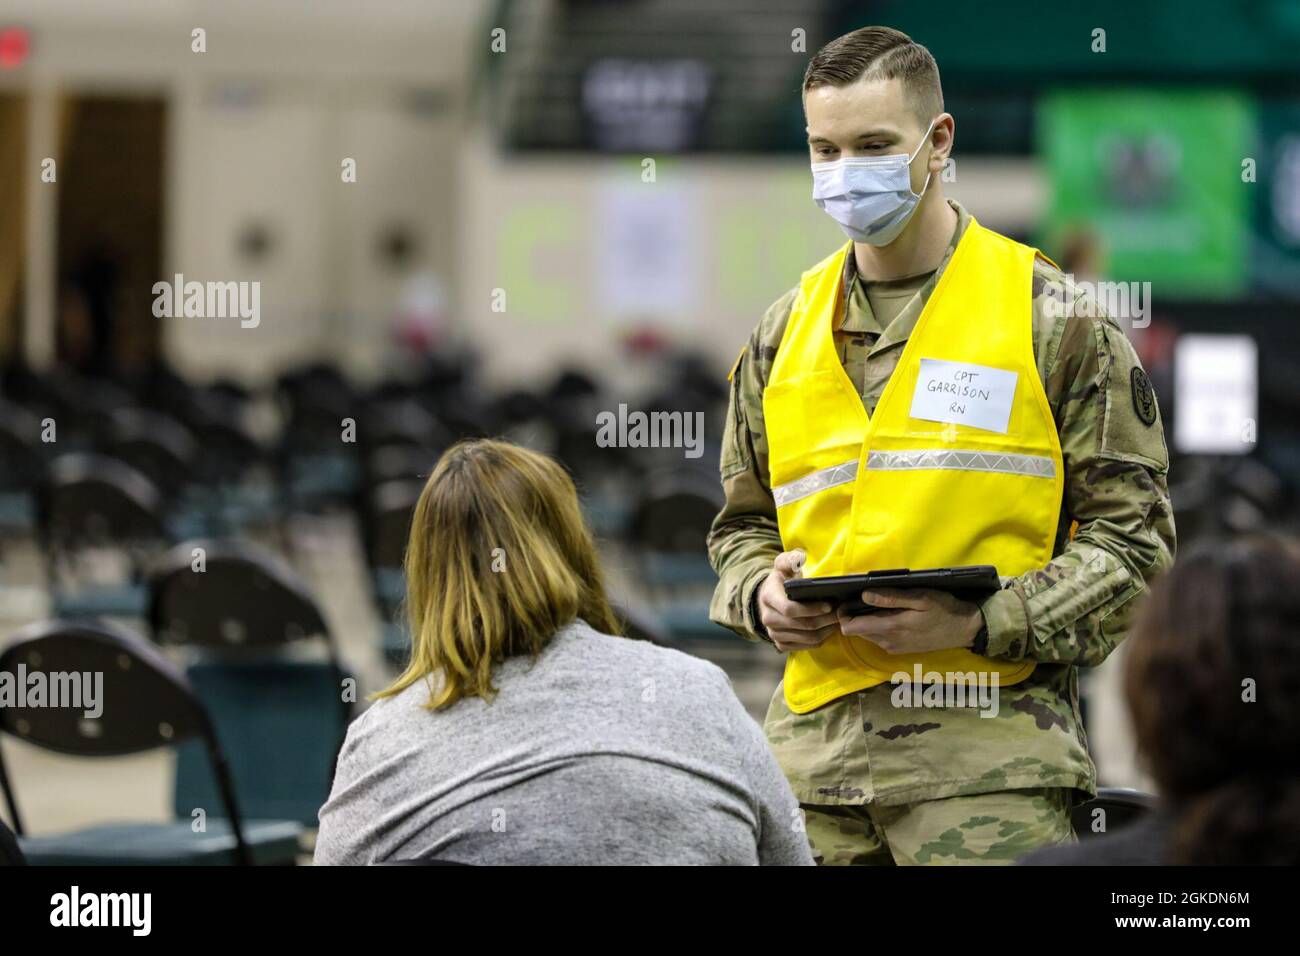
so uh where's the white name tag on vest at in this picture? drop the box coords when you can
[909,358,1018,434]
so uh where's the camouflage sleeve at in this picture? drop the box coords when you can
[978,297,1176,665]
[706,289,797,642]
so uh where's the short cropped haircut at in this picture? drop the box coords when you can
[803,26,943,126]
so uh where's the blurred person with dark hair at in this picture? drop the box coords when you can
[58,238,121,377]
[1024,534,1300,865]
[709,25,1175,864]
[315,439,813,866]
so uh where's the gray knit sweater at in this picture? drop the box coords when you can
[315,619,813,866]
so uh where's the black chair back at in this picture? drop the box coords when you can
[0,816,26,865]
[629,469,725,554]
[0,400,48,491]
[38,453,166,550]
[148,540,332,655]
[0,621,206,756]
[104,409,199,497]
[0,619,252,863]
[361,399,450,454]
[277,365,358,453]
[364,480,422,573]
[1072,787,1156,839]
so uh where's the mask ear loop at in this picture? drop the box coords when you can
[909,118,939,199]
[907,118,938,165]
[915,169,933,199]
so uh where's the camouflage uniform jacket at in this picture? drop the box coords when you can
[707,200,1176,807]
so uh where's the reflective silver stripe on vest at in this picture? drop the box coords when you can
[866,449,1057,478]
[772,460,859,507]
[774,450,1057,507]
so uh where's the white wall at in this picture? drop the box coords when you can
[0,0,487,381]
[166,79,460,382]
[0,0,1046,387]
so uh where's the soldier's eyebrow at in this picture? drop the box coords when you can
[807,129,898,146]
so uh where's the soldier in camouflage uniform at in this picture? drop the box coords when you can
[707,28,1176,865]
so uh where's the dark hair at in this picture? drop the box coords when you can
[1124,533,1300,864]
[802,26,943,124]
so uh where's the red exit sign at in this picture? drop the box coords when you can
[0,27,30,69]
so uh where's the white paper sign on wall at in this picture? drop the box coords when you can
[1175,334,1257,455]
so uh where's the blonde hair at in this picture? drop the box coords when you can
[375,438,622,710]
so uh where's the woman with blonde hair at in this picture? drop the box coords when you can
[315,439,811,865]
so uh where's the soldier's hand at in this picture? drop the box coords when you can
[838,587,983,654]
[758,550,841,653]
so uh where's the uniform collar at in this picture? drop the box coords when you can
[838,199,972,354]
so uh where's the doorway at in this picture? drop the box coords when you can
[55,94,166,377]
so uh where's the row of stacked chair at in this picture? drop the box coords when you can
[0,541,350,866]
[2,355,738,648]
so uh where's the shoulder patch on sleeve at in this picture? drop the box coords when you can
[1130,367,1157,426]
[727,345,746,383]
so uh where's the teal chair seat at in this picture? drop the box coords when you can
[373,568,405,610]
[380,620,409,669]
[645,552,716,588]
[286,453,361,506]
[581,493,631,539]
[51,582,149,618]
[0,490,34,530]
[20,819,302,866]
[175,659,348,828]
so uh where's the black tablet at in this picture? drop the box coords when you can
[784,565,1000,615]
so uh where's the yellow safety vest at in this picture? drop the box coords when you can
[764,218,1064,714]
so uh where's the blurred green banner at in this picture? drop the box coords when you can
[1039,89,1254,298]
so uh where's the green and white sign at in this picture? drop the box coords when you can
[1039,89,1254,299]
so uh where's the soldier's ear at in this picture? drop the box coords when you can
[929,113,955,170]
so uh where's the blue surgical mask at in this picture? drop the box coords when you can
[811,118,937,246]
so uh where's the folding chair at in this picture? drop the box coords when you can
[628,469,729,642]
[147,541,353,829]
[1071,787,1157,839]
[362,480,422,668]
[275,365,363,514]
[0,399,48,533]
[0,816,26,866]
[0,619,301,865]
[37,453,169,618]
[104,409,210,540]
